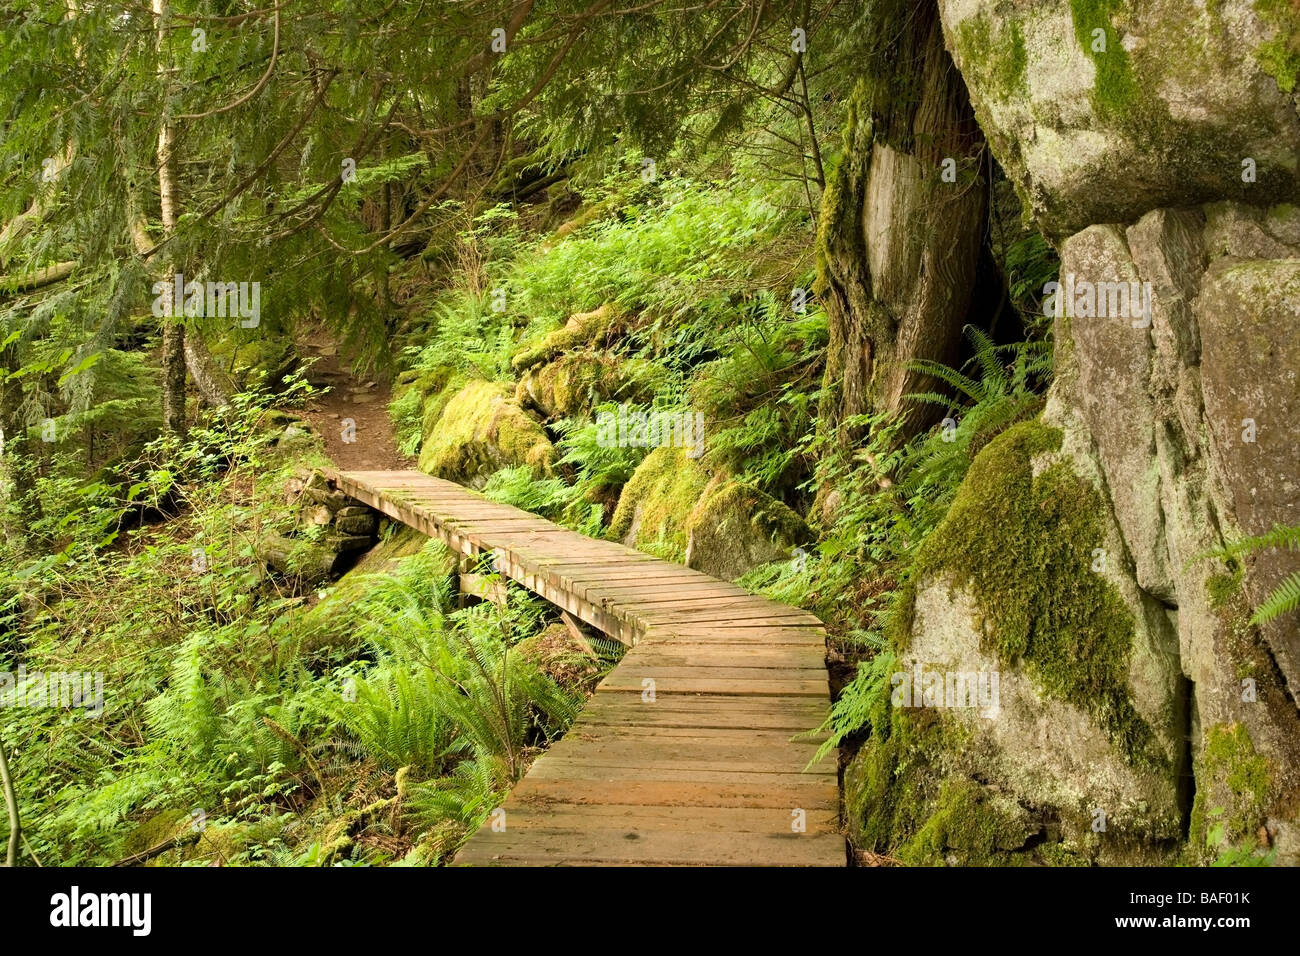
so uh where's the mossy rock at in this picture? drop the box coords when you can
[548,201,612,244]
[608,446,712,561]
[516,352,665,419]
[911,420,1157,762]
[124,809,191,857]
[875,420,1187,859]
[940,0,1300,239]
[684,478,812,582]
[1187,722,1275,863]
[844,704,1038,866]
[510,303,622,373]
[277,532,456,658]
[899,778,1038,866]
[610,447,813,578]
[417,379,555,487]
[415,365,468,440]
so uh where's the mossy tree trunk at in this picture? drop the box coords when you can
[815,0,986,453]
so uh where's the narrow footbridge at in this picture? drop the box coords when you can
[323,469,843,866]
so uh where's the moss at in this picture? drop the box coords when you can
[899,777,1037,866]
[549,201,612,242]
[180,822,252,865]
[845,705,953,853]
[510,303,621,373]
[608,446,711,560]
[843,703,1042,866]
[1255,0,1300,93]
[955,13,1029,101]
[913,421,1158,765]
[125,809,190,856]
[1188,723,1273,861]
[1206,564,1244,610]
[416,366,468,445]
[683,479,812,581]
[516,622,601,691]
[1035,842,1092,866]
[417,379,554,484]
[1069,0,1142,118]
[812,82,867,297]
[519,352,663,419]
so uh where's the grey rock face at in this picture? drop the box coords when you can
[939,0,1300,239]
[926,202,1300,860]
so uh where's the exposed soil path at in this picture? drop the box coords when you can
[294,327,415,472]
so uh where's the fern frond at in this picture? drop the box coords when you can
[1251,570,1300,626]
[1214,524,1300,561]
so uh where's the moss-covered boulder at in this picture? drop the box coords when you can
[510,303,622,373]
[516,352,665,419]
[277,530,456,659]
[417,379,555,487]
[684,478,811,582]
[940,0,1300,239]
[858,421,1188,862]
[515,622,602,691]
[609,446,711,560]
[609,447,811,579]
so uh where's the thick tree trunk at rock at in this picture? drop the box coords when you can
[816,0,985,449]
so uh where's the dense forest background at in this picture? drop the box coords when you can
[1,0,1298,867]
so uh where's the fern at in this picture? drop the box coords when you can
[1207,523,1300,625]
[1251,570,1300,626]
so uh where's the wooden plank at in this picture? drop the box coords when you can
[622,644,827,668]
[485,804,839,834]
[530,740,835,774]
[598,674,828,697]
[454,827,844,867]
[507,777,838,810]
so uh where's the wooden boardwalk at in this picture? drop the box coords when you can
[324,469,843,866]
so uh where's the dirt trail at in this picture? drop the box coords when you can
[294,329,416,472]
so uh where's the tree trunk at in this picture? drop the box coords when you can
[154,0,187,436]
[815,0,985,453]
[0,733,19,867]
[184,331,233,408]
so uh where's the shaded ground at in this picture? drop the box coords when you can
[294,328,414,471]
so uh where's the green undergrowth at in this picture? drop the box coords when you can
[0,393,586,866]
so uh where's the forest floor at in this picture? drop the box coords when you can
[294,327,413,471]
